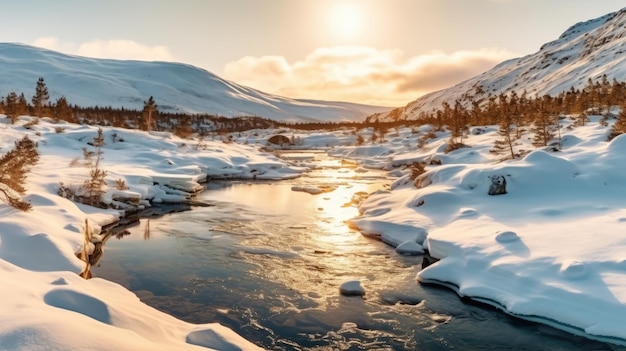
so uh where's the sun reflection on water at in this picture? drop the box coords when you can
[208,153,402,307]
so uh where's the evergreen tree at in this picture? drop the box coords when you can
[574,111,589,127]
[173,116,193,138]
[469,100,482,125]
[599,74,611,110]
[454,100,469,143]
[142,96,157,131]
[355,134,365,146]
[484,94,499,125]
[16,93,29,116]
[0,136,39,211]
[5,92,18,124]
[531,97,556,147]
[491,114,515,159]
[608,104,626,141]
[53,96,74,123]
[609,78,626,107]
[31,77,50,117]
[83,128,107,206]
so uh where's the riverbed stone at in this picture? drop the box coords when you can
[340,280,365,296]
[488,175,507,195]
[395,241,425,255]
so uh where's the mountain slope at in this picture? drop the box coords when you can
[0,43,389,122]
[368,8,626,122]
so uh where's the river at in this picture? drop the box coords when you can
[95,153,618,350]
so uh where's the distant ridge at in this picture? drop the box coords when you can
[368,8,626,122]
[0,43,390,122]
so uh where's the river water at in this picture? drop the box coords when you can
[95,153,619,350]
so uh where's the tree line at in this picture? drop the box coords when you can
[3,75,626,211]
[3,75,626,137]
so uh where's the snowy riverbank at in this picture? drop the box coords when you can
[340,114,626,346]
[4,112,626,348]
[0,117,307,351]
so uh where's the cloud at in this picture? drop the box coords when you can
[76,39,173,61]
[32,37,174,62]
[223,46,518,107]
[33,36,76,54]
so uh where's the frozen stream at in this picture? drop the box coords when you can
[95,153,617,350]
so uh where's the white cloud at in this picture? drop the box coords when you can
[33,36,76,54]
[76,39,173,61]
[223,46,518,107]
[32,37,174,62]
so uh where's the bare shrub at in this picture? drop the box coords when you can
[407,162,431,188]
[78,219,92,279]
[414,174,432,189]
[115,178,128,190]
[0,136,39,211]
[418,130,437,148]
[57,182,77,201]
[68,157,81,167]
[82,128,107,207]
[408,162,426,181]
[444,138,468,154]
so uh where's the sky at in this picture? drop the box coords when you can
[3,0,626,107]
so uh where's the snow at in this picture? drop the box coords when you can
[0,43,390,122]
[339,280,365,296]
[340,114,626,346]
[0,117,304,351]
[3,8,626,348]
[4,106,626,348]
[371,7,626,122]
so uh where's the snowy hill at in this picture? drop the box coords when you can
[368,7,626,122]
[0,43,389,122]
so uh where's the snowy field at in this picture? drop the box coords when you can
[0,117,306,351]
[2,112,626,349]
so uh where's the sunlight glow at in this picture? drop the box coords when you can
[329,2,364,39]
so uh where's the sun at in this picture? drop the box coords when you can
[329,2,364,39]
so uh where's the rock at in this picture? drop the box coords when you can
[488,175,507,195]
[395,241,425,255]
[421,251,439,269]
[340,280,365,296]
[495,230,519,243]
[267,134,291,146]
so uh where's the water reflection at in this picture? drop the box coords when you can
[95,154,623,351]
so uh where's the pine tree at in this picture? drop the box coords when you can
[355,134,365,146]
[173,116,193,138]
[53,96,74,123]
[5,92,18,124]
[484,94,499,125]
[31,77,50,117]
[531,107,556,147]
[142,96,157,131]
[599,74,611,110]
[83,128,107,206]
[0,136,39,211]
[16,93,29,116]
[451,100,468,144]
[608,105,626,141]
[491,114,515,159]
[508,91,526,139]
[574,111,588,127]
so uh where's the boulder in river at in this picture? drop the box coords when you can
[340,280,365,296]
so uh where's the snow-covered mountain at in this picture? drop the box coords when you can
[0,43,389,122]
[368,7,626,122]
